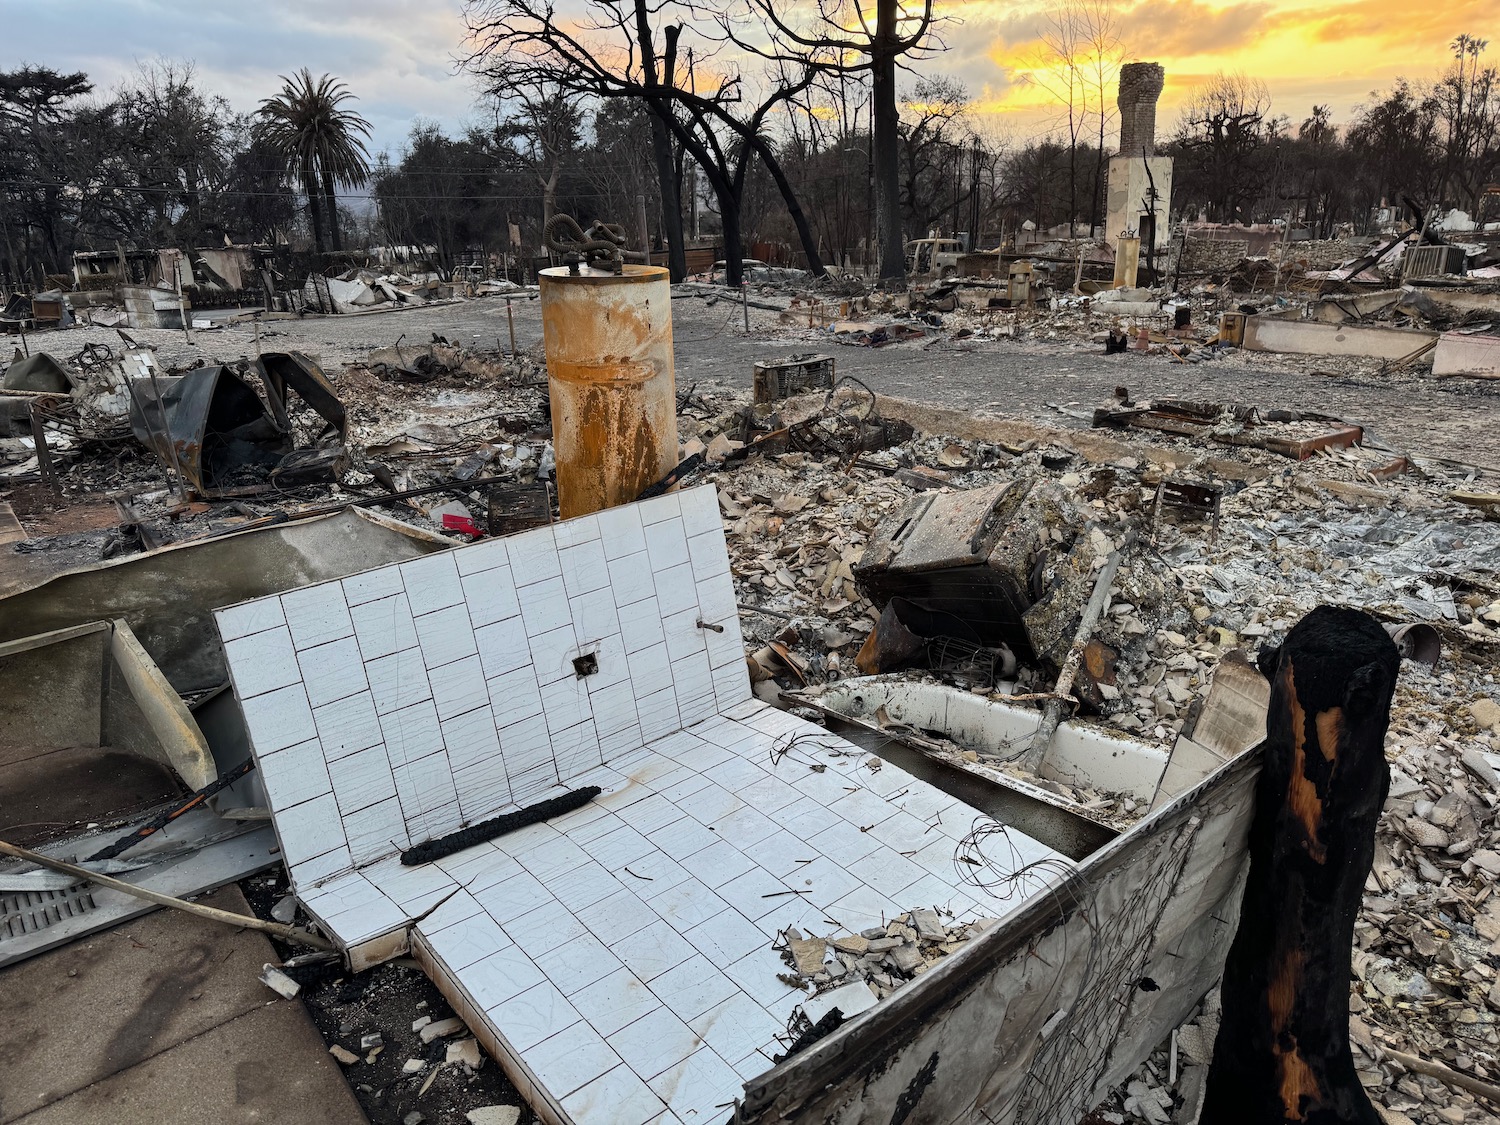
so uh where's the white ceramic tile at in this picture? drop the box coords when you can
[606,550,658,609]
[674,784,743,827]
[461,566,521,630]
[527,1020,624,1101]
[300,870,381,916]
[486,664,544,728]
[786,856,863,909]
[534,931,621,996]
[828,787,902,830]
[866,810,941,854]
[454,535,509,577]
[593,503,647,560]
[694,569,738,627]
[576,888,660,944]
[474,614,530,679]
[646,817,719,862]
[562,1063,667,1125]
[613,920,697,983]
[584,824,657,872]
[636,489,680,523]
[635,686,681,743]
[297,635,369,709]
[528,623,580,687]
[805,821,883,866]
[365,646,433,717]
[539,674,591,735]
[516,835,593,883]
[824,884,895,933]
[751,833,821,881]
[587,679,640,740]
[474,871,554,923]
[509,757,563,804]
[361,857,458,913]
[518,575,572,640]
[645,954,738,1026]
[224,627,301,699]
[599,719,646,763]
[617,849,690,897]
[343,796,407,864]
[606,1004,700,1081]
[341,565,406,607]
[486,980,579,1052]
[392,750,461,826]
[689,995,784,1075]
[311,691,384,760]
[673,667,717,729]
[682,909,766,966]
[552,719,603,781]
[349,593,418,662]
[650,769,715,806]
[422,907,511,971]
[506,527,562,584]
[645,877,731,934]
[736,774,804,816]
[429,653,489,720]
[573,966,662,1038]
[497,712,554,774]
[463,943,547,1010]
[281,582,354,650]
[257,740,333,812]
[289,843,353,889]
[442,706,504,790]
[274,791,344,867]
[418,887,484,936]
[242,684,317,754]
[547,860,623,914]
[327,743,398,814]
[400,551,465,616]
[678,487,722,539]
[444,845,524,893]
[322,890,408,945]
[215,597,286,642]
[655,564,699,618]
[559,538,611,599]
[414,602,478,670]
[618,594,667,654]
[752,894,826,940]
[714,867,800,923]
[379,699,445,767]
[644,517,690,572]
[569,588,622,648]
[686,529,731,585]
[648,1045,743,1123]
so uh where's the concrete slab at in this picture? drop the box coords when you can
[1242,316,1436,360]
[7,1001,366,1125]
[0,885,364,1125]
[1433,332,1500,379]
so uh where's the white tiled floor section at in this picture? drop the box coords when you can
[218,486,1070,1125]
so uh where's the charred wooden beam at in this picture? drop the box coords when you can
[1202,605,1400,1124]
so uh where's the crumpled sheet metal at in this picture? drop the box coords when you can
[126,352,345,495]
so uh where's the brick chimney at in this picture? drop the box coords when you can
[1118,62,1165,158]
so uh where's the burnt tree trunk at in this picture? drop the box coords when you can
[1202,604,1400,1125]
[871,0,906,284]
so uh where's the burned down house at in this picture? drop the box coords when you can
[3,95,1500,1125]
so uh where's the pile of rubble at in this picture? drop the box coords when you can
[779,910,998,1006]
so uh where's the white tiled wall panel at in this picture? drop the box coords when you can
[218,485,1072,1125]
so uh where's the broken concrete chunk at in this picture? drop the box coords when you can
[888,943,924,973]
[419,1016,465,1043]
[466,1108,522,1125]
[789,936,828,975]
[447,1037,484,1069]
[866,937,903,953]
[1471,698,1500,733]
[909,908,945,942]
[259,963,301,999]
[402,1058,427,1075]
[830,934,871,956]
[411,1015,432,1033]
[328,1044,359,1065]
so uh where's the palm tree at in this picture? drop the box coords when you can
[252,70,372,253]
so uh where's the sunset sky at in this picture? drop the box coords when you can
[3,0,1487,156]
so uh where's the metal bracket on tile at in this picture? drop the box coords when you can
[696,619,725,633]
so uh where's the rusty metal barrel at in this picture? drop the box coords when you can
[539,264,677,520]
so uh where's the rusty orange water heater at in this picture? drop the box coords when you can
[539,264,677,520]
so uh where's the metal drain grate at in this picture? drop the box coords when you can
[2,886,98,940]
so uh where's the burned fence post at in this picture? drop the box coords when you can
[1202,605,1400,1125]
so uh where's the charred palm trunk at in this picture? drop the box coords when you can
[1202,605,1399,1125]
[303,168,326,255]
[322,169,342,252]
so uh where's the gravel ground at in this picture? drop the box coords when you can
[51,291,1500,470]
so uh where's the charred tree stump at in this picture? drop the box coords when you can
[1202,605,1400,1124]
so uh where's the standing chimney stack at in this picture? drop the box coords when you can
[1117,62,1166,158]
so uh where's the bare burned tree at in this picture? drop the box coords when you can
[460,0,826,286]
[727,0,943,284]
